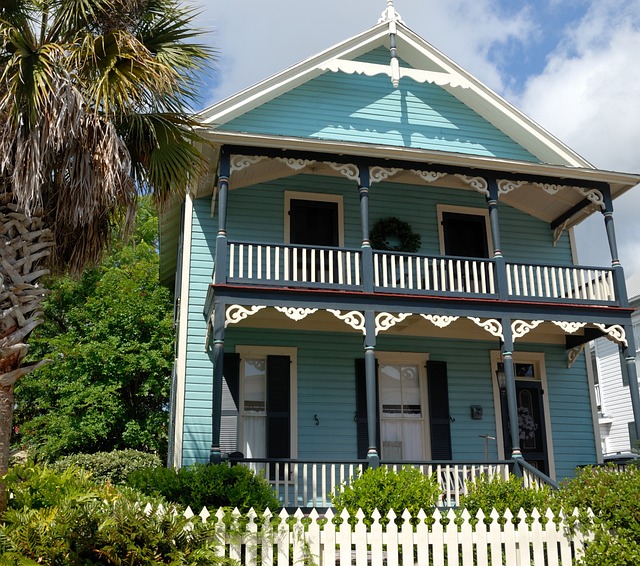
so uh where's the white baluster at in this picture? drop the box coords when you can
[257,245,262,279]
[338,251,344,285]
[266,246,271,281]
[229,243,235,278]
[320,249,326,283]
[248,245,253,279]
[239,245,244,278]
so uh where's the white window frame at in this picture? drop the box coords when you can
[490,350,556,479]
[377,352,431,459]
[284,191,344,246]
[436,204,493,257]
[235,345,298,458]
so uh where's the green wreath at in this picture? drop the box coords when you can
[369,217,421,253]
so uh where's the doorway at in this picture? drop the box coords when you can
[498,360,550,476]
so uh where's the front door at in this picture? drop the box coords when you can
[501,364,549,475]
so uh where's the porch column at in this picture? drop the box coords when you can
[601,184,629,305]
[622,324,640,443]
[486,177,508,300]
[501,318,522,459]
[213,151,231,286]
[210,301,226,464]
[359,166,374,293]
[364,310,380,467]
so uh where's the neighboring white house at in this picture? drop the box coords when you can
[593,272,640,455]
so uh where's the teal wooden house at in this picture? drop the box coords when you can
[160,2,640,502]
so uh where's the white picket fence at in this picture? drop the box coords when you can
[184,506,590,566]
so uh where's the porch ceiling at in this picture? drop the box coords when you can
[193,134,640,229]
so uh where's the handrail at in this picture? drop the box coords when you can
[512,458,560,490]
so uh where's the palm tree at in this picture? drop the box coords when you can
[0,0,213,510]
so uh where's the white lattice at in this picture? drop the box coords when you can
[327,162,360,182]
[225,305,266,327]
[230,154,267,172]
[497,179,526,196]
[274,307,318,321]
[420,314,459,328]
[468,317,504,340]
[511,320,543,340]
[369,166,401,184]
[594,323,628,347]
[327,309,366,334]
[375,312,412,335]
[551,321,587,334]
[276,157,316,171]
[411,170,447,184]
[454,175,489,196]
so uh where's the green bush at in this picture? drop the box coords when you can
[54,449,162,484]
[331,465,441,524]
[556,465,640,566]
[0,464,235,565]
[459,473,555,522]
[126,463,281,512]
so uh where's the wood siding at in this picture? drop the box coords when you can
[595,333,636,453]
[227,176,573,265]
[219,53,538,162]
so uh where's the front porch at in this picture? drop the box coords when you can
[226,457,558,509]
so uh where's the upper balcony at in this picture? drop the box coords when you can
[220,240,618,307]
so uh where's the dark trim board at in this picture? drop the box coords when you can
[221,144,611,193]
[208,284,634,328]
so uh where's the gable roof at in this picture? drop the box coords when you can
[199,10,590,168]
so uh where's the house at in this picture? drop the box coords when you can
[160,2,640,495]
[592,272,640,456]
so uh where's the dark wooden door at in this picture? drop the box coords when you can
[502,381,549,475]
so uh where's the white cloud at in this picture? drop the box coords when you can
[197,0,536,106]
[515,0,640,274]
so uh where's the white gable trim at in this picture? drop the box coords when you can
[200,18,594,168]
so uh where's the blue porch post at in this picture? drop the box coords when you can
[622,324,640,443]
[359,166,374,293]
[600,186,640,441]
[213,152,230,286]
[601,184,628,306]
[210,303,226,464]
[210,152,231,464]
[486,177,508,300]
[364,310,380,467]
[501,318,522,459]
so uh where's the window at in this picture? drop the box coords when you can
[285,192,344,247]
[437,205,492,259]
[378,355,428,461]
[234,346,297,460]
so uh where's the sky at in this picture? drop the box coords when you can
[192,0,640,276]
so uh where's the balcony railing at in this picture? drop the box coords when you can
[223,241,617,305]
[227,458,555,508]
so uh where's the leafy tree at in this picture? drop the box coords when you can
[14,199,174,461]
[0,0,212,509]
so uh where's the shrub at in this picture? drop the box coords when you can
[1,464,235,565]
[54,449,162,484]
[331,465,441,524]
[556,465,640,566]
[459,473,555,523]
[127,463,281,512]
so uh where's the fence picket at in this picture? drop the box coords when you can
[207,505,588,566]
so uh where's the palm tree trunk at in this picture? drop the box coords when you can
[0,192,53,512]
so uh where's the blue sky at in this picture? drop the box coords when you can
[194,0,640,276]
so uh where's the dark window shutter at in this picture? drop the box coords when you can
[221,353,240,453]
[223,353,240,409]
[355,358,379,459]
[266,355,290,459]
[427,360,452,460]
